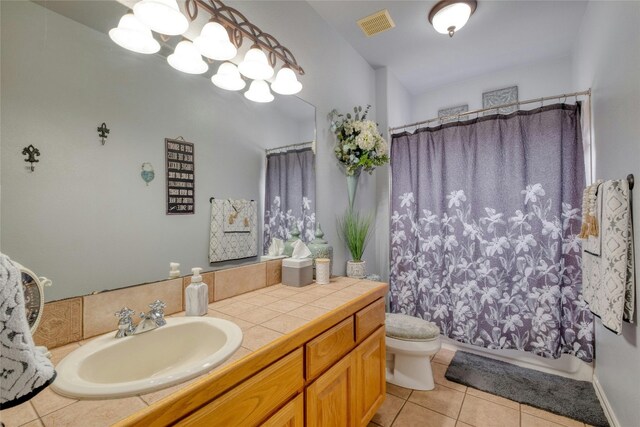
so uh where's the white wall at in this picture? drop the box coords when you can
[572,2,640,425]
[412,55,573,122]
[374,67,411,281]
[1,0,377,300]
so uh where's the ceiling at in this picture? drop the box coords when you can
[35,0,589,97]
[307,1,588,95]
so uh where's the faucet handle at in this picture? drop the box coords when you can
[115,307,135,321]
[149,300,166,311]
[148,300,167,327]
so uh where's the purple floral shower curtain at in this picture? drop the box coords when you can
[389,104,594,362]
[264,148,315,253]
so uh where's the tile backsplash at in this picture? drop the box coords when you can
[214,262,267,301]
[83,278,183,339]
[33,297,83,349]
[34,261,281,349]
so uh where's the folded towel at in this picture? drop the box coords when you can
[0,253,56,409]
[582,180,635,334]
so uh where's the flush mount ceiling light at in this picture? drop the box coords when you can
[133,0,189,36]
[194,21,237,61]
[271,66,302,95]
[428,0,477,37]
[211,62,246,91]
[109,13,160,54]
[238,46,274,80]
[167,40,208,74]
[244,80,274,103]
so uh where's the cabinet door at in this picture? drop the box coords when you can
[261,394,304,427]
[355,326,386,426]
[306,352,356,427]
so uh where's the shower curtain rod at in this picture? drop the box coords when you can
[265,141,315,155]
[389,89,591,133]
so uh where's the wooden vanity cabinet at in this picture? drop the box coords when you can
[119,288,388,427]
[305,326,386,427]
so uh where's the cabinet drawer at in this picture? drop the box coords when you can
[178,348,304,427]
[355,299,385,343]
[306,317,355,380]
[261,394,304,427]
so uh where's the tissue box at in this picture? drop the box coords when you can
[282,258,313,287]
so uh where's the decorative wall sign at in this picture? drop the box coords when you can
[438,104,469,123]
[165,138,195,215]
[483,86,519,115]
[209,198,257,262]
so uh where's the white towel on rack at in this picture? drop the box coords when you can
[582,179,635,334]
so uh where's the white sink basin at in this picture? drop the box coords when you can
[52,317,243,399]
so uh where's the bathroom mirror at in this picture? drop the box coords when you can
[0,0,316,302]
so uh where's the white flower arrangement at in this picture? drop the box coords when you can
[329,105,389,176]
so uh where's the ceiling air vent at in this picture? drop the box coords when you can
[357,9,395,37]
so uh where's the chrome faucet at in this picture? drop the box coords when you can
[114,300,167,338]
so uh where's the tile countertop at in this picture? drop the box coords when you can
[1,277,387,427]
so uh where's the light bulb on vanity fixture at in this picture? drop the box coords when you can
[428,0,477,37]
[238,46,274,80]
[244,80,274,103]
[194,21,237,61]
[211,62,246,91]
[271,66,303,95]
[167,40,208,74]
[109,13,160,54]
[133,0,189,36]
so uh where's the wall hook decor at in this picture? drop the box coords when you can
[97,122,110,145]
[22,145,40,172]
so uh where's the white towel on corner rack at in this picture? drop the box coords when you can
[582,179,635,334]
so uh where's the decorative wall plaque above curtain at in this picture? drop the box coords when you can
[165,138,195,215]
[482,86,519,115]
[210,198,257,262]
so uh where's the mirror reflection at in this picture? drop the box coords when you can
[0,0,316,302]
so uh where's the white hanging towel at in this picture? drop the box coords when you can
[0,253,56,409]
[582,179,635,334]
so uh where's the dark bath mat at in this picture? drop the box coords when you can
[445,351,609,427]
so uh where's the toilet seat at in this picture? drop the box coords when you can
[385,313,441,391]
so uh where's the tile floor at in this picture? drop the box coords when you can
[369,348,592,427]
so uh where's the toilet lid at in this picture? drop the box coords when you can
[385,313,440,341]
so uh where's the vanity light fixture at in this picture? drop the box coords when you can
[428,0,477,37]
[167,40,208,74]
[110,0,305,102]
[109,13,160,54]
[271,66,302,95]
[194,21,237,61]
[133,0,189,36]
[238,46,274,81]
[244,80,274,103]
[211,62,246,91]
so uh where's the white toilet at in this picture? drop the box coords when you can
[385,313,441,391]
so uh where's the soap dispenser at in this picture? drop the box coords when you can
[185,267,208,316]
